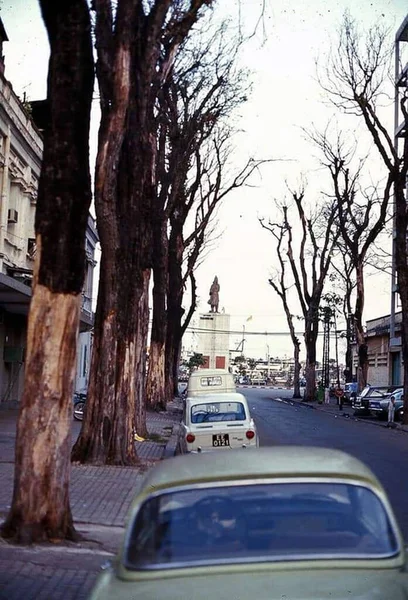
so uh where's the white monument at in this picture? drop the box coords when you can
[197,277,230,370]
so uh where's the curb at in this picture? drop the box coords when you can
[163,423,181,458]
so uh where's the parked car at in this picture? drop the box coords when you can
[344,381,358,404]
[251,376,266,385]
[178,392,258,453]
[89,447,408,600]
[352,385,401,416]
[73,392,87,421]
[370,388,404,421]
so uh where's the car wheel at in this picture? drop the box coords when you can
[73,401,85,421]
[396,408,404,422]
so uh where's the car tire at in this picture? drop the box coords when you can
[73,401,85,421]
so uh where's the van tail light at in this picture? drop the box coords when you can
[246,430,255,440]
[186,433,195,443]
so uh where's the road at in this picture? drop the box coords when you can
[242,387,408,540]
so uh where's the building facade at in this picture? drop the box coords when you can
[362,313,402,387]
[0,20,98,404]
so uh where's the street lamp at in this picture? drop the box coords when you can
[265,343,270,380]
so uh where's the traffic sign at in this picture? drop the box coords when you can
[335,388,344,397]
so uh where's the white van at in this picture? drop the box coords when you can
[186,368,236,397]
[178,392,258,453]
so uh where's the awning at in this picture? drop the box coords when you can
[0,273,93,331]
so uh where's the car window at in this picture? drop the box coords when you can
[360,387,371,398]
[124,482,399,569]
[190,401,247,423]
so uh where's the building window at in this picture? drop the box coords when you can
[82,344,87,377]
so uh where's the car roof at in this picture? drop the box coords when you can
[186,392,248,405]
[140,446,382,494]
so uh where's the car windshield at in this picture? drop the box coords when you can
[124,482,399,569]
[190,401,246,423]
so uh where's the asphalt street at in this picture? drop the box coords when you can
[242,387,408,540]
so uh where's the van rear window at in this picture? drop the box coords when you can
[191,402,246,423]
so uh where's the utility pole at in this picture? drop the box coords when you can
[334,314,340,387]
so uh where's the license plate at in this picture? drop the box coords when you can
[212,433,229,447]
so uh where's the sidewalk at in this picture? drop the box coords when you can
[285,394,408,434]
[0,399,183,600]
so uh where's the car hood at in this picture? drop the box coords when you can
[90,566,408,600]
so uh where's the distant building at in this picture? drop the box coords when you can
[364,312,402,386]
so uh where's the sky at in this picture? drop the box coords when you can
[0,0,407,363]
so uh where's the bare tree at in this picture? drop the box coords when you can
[321,13,408,421]
[263,185,339,401]
[72,0,212,465]
[329,244,357,384]
[166,128,269,401]
[259,213,302,398]
[1,0,94,543]
[311,128,392,390]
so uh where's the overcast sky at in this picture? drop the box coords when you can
[0,0,407,361]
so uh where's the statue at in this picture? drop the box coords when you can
[208,276,220,313]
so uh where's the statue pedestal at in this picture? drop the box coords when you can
[197,312,230,370]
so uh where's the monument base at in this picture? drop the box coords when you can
[197,312,231,370]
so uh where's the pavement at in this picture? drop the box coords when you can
[0,398,183,600]
[276,393,408,434]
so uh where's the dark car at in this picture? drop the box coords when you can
[73,392,87,421]
[370,389,404,421]
[353,385,401,416]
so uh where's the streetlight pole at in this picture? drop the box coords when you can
[266,344,270,380]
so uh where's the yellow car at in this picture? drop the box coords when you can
[89,447,408,600]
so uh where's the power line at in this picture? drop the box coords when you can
[186,325,316,336]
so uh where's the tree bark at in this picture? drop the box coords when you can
[354,261,368,390]
[146,218,168,411]
[2,285,80,542]
[395,169,408,424]
[166,224,184,402]
[1,0,94,542]
[293,339,301,399]
[304,314,318,401]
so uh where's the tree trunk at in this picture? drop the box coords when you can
[2,286,81,542]
[166,225,184,402]
[395,170,408,425]
[146,219,168,411]
[1,0,94,542]
[71,105,154,463]
[71,254,150,464]
[292,340,301,399]
[304,316,319,401]
[353,261,368,391]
